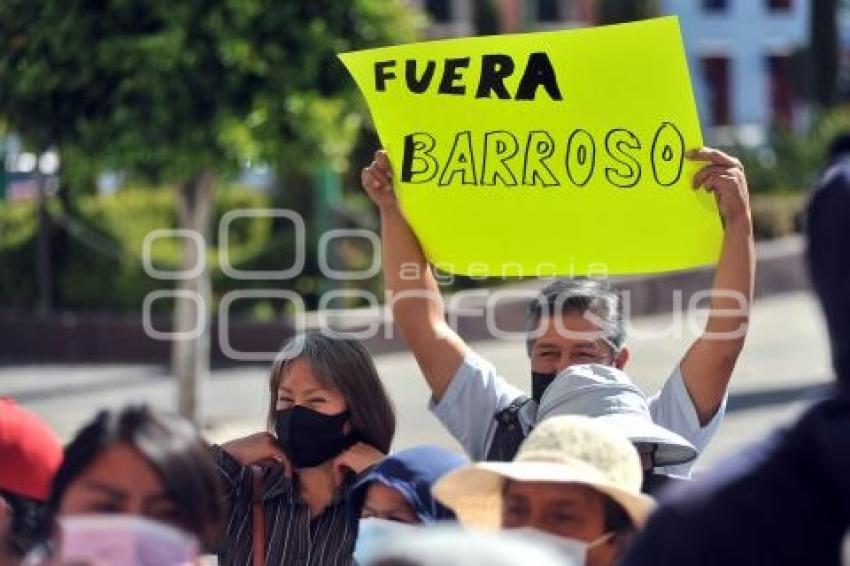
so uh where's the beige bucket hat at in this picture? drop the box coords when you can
[432,415,655,531]
[538,364,698,467]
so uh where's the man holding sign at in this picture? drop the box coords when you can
[347,18,754,479]
[361,145,753,480]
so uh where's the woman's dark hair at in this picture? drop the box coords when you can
[267,332,396,454]
[0,489,48,558]
[46,405,224,547]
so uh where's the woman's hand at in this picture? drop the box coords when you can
[688,147,751,227]
[361,150,398,211]
[222,432,291,477]
[333,442,384,484]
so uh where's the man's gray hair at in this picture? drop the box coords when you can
[524,278,625,357]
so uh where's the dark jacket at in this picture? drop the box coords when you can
[622,390,850,566]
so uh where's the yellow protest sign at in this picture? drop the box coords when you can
[339,16,722,276]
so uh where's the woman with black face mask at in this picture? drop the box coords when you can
[214,332,396,566]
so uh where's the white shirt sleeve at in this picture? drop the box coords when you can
[428,351,525,461]
[649,364,727,477]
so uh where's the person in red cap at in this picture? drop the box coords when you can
[0,398,62,565]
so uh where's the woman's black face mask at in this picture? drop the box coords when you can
[274,406,356,469]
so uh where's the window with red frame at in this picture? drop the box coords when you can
[701,56,731,126]
[537,0,562,22]
[767,54,794,127]
[703,0,728,11]
[425,0,452,23]
[767,0,792,10]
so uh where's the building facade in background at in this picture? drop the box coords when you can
[411,0,595,37]
[497,0,596,32]
[661,0,810,145]
[412,0,814,146]
[409,0,475,38]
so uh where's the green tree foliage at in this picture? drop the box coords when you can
[0,0,416,180]
[726,110,850,194]
[0,0,417,420]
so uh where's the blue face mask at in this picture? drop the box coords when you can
[353,517,417,564]
[509,527,614,566]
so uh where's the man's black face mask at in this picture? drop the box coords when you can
[531,371,558,404]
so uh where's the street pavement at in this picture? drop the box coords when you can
[0,290,834,474]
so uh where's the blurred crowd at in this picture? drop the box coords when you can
[1,139,849,565]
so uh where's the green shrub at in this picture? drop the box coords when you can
[0,183,386,314]
[0,186,276,312]
[751,193,805,240]
[724,108,850,194]
[0,201,38,308]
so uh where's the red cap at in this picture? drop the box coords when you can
[0,398,63,501]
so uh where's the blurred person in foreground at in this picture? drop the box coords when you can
[621,134,850,565]
[33,404,224,565]
[215,332,396,565]
[433,415,654,566]
[0,399,62,566]
[360,147,754,479]
[363,525,576,566]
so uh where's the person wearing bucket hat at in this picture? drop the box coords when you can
[433,415,654,566]
[361,147,752,472]
[0,398,62,564]
[536,364,697,494]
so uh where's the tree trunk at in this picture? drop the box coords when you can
[172,169,214,425]
[597,0,659,24]
[52,176,77,310]
[473,0,501,35]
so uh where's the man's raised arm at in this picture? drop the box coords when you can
[679,147,755,425]
[361,150,468,401]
